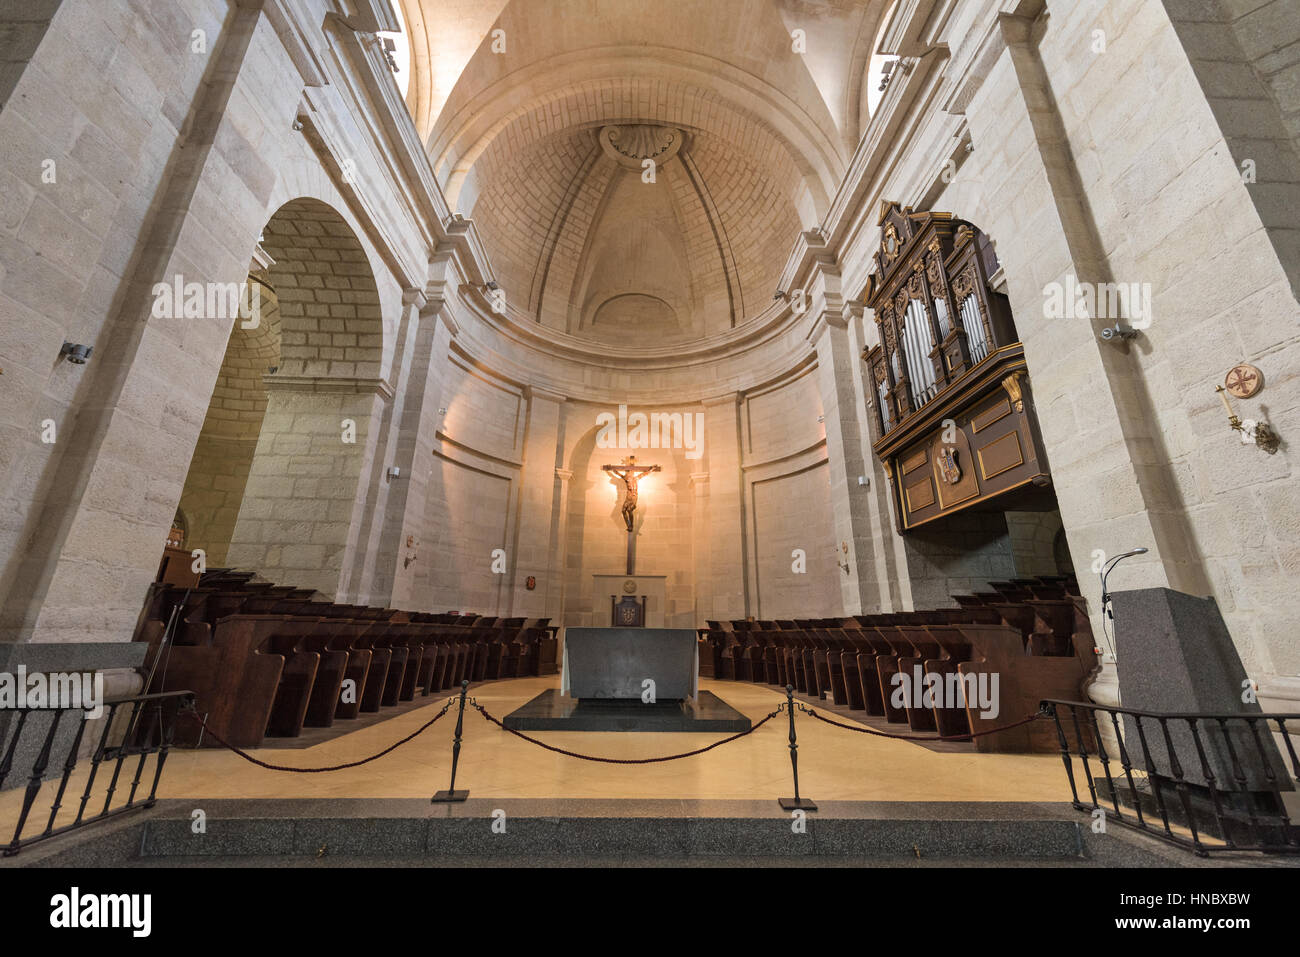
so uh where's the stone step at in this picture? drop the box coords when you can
[6,799,1225,867]
[136,814,1086,861]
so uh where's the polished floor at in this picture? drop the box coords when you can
[2,677,1082,844]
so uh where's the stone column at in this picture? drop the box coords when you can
[364,290,458,609]
[510,387,565,616]
[226,376,390,599]
[689,471,711,623]
[807,268,878,615]
[959,11,1184,702]
[701,393,748,621]
[845,303,911,612]
[548,468,574,623]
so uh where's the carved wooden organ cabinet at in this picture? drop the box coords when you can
[862,202,1053,531]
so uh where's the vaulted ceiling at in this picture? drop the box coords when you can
[397,0,893,343]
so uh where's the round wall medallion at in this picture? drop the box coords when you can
[1225,364,1263,399]
[622,579,638,594]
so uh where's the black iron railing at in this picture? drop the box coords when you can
[1043,699,1300,856]
[1,689,194,856]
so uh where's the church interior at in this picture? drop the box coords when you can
[1,0,1299,886]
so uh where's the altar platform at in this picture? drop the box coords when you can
[502,689,750,732]
[507,626,748,731]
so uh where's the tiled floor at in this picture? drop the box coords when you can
[1,677,1077,845]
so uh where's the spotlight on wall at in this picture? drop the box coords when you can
[1099,322,1139,343]
[484,279,500,292]
[773,290,788,301]
[857,475,869,488]
[60,342,93,365]
[386,466,403,482]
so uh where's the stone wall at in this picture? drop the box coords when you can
[1,0,1296,726]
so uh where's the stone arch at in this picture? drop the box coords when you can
[222,199,391,598]
[176,275,281,565]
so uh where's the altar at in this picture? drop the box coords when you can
[561,627,697,699]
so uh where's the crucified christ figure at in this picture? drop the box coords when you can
[602,456,661,533]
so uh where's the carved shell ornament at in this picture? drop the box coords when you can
[599,124,684,170]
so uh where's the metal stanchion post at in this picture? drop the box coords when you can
[778,684,817,811]
[431,680,471,803]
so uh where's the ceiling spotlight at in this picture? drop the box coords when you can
[773,290,788,301]
[484,280,500,292]
[60,342,93,365]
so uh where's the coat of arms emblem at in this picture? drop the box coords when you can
[937,447,961,485]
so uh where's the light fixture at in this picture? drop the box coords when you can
[878,59,897,92]
[484,279,500,292]
[386,466,403,481]
[60,342,92,364]
[1216,385,1280,454]
[1098,546,1148,662]
[1099,322,1138,342]
[773,290,787,301]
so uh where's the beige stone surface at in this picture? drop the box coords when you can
[0,0,1296,708]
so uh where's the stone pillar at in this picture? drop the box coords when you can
[845,303,911,612]
[225,376,390,598]
[701,393,747,621]
[0,4,266,646]
[690,471,712,623]
[364,291,457,609]
[510,387,565,617]
[958,10,1181,702]
[548,468,574,623]
[808,272,881,615]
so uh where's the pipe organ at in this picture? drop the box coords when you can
[862,202,1054,531]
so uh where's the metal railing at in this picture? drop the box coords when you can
[1043,699,1300,856]
[1,690,194,857]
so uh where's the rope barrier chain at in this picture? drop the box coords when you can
[181,698,456,773]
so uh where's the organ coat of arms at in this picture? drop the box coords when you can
[937,447,961,485]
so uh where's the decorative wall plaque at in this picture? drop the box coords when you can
[1224,363,1263,399]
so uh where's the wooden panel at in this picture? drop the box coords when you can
[977,430,1025,480]
[971,396,1012,433]
[905,477,935,511]
[901,449,928,474]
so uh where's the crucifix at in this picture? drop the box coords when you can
[602,456,661,574]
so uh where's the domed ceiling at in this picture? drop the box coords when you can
[397,0,893,346]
